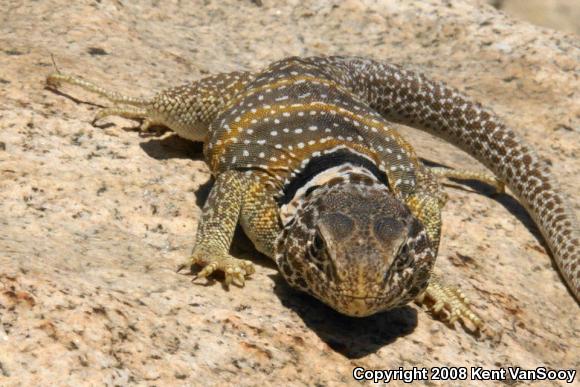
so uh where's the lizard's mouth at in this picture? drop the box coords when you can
[300,258,430,317]
[300,263,400,315]
[321,292,395,317]
[341,294,385,300]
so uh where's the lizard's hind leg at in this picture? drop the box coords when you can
[429,167,505,194]
[92,106,157,131]
[46,72,162,131]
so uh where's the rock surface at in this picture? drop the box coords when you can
[0,0,578,385]
[489,0,580,35]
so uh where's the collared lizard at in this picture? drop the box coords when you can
[46,56,579,330]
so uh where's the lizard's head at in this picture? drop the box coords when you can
[275,177,434,317]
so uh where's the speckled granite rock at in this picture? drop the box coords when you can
[0,0,578,385]
[488,0,580,35]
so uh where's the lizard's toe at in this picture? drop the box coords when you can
[225,267,246,287]
[196,261,220,279]
[176,259,195,273]
[183,251,254,287]
[46,73,63,88]
[141,118,158,134]
[416,275,484,331]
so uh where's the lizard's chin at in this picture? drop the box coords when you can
[326,297,390,317]
[299,265,408,316]
[277,256,428,317]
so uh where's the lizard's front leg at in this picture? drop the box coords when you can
[407,189,485,331]
[418,275,484,331]
[238,174,282,259]
[178,170,255,287]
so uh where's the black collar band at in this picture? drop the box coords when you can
[278,148,389,205]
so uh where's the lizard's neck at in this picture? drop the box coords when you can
[278,148,389,226]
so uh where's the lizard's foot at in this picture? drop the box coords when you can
[415,275,483,330]
[92,107,164,136]
[177,249,255,287]
[429,167,505,194]
[92,106,149,125]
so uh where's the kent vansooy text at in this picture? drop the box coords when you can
[352,366,576,383]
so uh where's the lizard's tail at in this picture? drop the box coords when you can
[330,57,579,302]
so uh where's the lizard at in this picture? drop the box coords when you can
[46,55,579,331]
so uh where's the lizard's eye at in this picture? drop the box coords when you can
[306,231,328,274]
[384,242,412,283]
[397,242,409,258]
[310,232,325,255]
[307,230,327,261]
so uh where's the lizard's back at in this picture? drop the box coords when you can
[205,57,422,200]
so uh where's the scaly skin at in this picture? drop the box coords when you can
[310,56,578,300]
[46,56,578,333]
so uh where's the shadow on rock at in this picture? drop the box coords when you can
[444,176,544,243]
[420,158,543,242]
[271,274,418,359]
[139,134,205,161]
[194,178,214,209]
[231,227,278,271]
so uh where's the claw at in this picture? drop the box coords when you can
[224,271,233,287]
[235,271,247,287]
[197,262,218,279]
[176,262,189,273]
[141,118,159,133]
[232,274,245,287]
[225,266,248,287]
[94,110,107,121]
